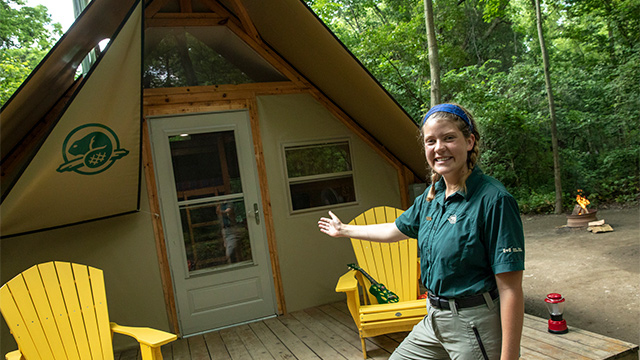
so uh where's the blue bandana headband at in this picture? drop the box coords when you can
[422,104,474,133]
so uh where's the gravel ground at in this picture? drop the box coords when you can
[521,206,639,345]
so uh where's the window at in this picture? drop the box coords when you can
[143,26,287,88]
[284,140,357,212]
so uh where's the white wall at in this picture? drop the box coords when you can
[257,93,403,312]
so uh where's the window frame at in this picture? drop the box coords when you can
[282,138,359,214]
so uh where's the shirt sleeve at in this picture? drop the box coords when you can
[395,191,427,239]
[484,194,525,274]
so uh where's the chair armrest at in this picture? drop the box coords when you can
[110,322,177,347]
[5,350,23,360]
[336,269,359,293]
[336,269,364,326]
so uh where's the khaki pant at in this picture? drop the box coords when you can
[390,296,502,360]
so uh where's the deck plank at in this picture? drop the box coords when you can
[320,303,403,356]
[161,344,173,360]
[235,324,276,360]
[291,309,364,359]
[525,314,638,355]
[187,336,211,360]
[306,306,387,358]
[521,332,593,360]
[171,337,192,360]
[520,346,557,360]
[263,316,320,360]
[219,327,252,360]
[203,331,231,360]
[278,314,346,359]
[113,302,637,360]
[248,320,297,360]
[117,348,138,360]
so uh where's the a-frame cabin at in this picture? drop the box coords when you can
[0,0,426,352]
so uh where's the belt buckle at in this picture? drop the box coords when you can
[439,298,449,310]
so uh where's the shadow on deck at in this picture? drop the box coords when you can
[115,301,639,360]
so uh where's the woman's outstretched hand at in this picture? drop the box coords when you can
[318,211,344,237]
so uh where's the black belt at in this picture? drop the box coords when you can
[428,288,499,310]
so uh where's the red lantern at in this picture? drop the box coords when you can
[545,293,568,334]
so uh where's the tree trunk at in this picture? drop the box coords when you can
[534,0,563,214]
[424,0,440,107]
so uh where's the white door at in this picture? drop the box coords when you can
[149,110,277,336]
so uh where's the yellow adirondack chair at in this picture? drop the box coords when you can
[0,261,177,360]
[336,206,428,359]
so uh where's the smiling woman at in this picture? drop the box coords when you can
[319,103,526,360]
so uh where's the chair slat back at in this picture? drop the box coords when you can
[349,206,419,303]
[0,261,114,360]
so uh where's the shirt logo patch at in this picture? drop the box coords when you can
[502,247,523,253]
[447,215,457,224]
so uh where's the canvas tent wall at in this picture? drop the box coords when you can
[1,0,426,352]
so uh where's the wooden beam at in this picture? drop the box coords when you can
[179,0,192,13]
[145,0,172,19]
[144,99,248,117]
[247,98,286,316]
[146,16,230,28]
[226,0,260,42]
[224,21,309,87]
[144,81,302,96]
[141,118,180,335]
[143,82,305,108]
[198,0,236,19]
[146,11,241,28]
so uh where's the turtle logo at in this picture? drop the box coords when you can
[56,124,129,175]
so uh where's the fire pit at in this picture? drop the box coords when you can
[566,209,598,227]
[566,190,597,227]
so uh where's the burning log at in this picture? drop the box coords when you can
[573,190,591,215]
[566,190,598,227]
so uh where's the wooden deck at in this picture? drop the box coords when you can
[115,302,639,360]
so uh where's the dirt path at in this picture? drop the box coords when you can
[521,207,639,345]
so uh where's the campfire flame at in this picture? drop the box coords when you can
[576,190,590,215]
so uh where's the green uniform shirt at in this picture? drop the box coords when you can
[395,166,525,298]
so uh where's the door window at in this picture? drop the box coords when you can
[169,131,252,272]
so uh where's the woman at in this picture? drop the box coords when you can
[318,103,525,360]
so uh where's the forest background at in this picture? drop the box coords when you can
[305,0,639,213]
[1,0,639,214]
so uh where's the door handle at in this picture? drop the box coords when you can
[253,203,260,225]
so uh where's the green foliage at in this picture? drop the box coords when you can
[306,0,639,213]
[0,0,62,106]
[285,142,352,178]
[143,30,254,88]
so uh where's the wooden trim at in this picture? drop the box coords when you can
[178,0,192,13]
[146,16,230,28]
[144,99,249,117]
[199,0,238,22]
[141,118,180,335]
[307,88,421,208]
[224,21,309,87]
[143,96,288,318]
[144,81,303,96]
[143,82,308,117]
[247,98,286,315]
[144,0,171,19]
[144,82,305,106]
[227,0,260,42]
